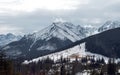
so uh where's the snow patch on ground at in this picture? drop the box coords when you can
[76,72,90,75]
[37,43,57,51]
[3,46,10,50]
[6,50,22,56]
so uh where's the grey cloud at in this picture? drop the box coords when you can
[0,0,120,34]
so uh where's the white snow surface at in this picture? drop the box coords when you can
[37,43,57,51]
[23,42,109,64]
[76,72,90,75]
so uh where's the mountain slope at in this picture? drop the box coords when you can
[24,42,108,64]
[82,25,98,36]
[86,28,120,58]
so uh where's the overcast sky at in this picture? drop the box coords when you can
[0,0,120,34]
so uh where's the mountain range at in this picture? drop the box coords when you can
[1,22,87,59]
[0,33,22,46]
[1,20,120,60]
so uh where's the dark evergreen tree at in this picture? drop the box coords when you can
[60,65,66,75]
[101,58,105,64]
[0,51,13,75]
[107,58,116,75]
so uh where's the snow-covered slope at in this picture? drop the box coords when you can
[82,25,98,36]
[98,20,120,32]
[23,43,108,64]
[29,22,85,42]
[0,33,22,46]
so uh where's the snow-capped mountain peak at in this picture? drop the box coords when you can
[28,22,85,42]
[52,21,76,29]
[22,22,87,52]
[53,18,66,23]
[98,20,120,32]
[0,33,22,46]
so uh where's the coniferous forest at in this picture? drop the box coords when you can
[0,51,120,75]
